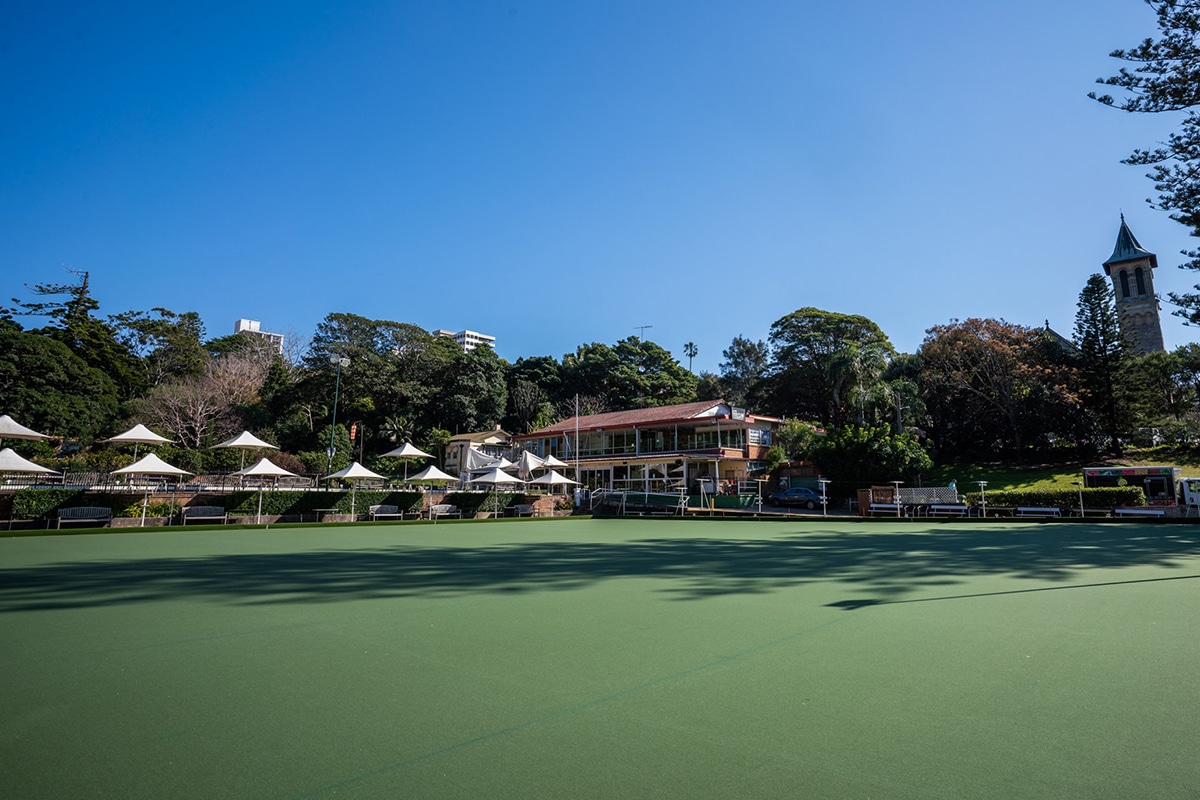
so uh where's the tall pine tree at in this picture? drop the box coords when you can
[1074,274,1135,455]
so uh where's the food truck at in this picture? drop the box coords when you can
[1082,466,1181,506]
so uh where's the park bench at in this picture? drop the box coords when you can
[55,506,113,529]
[427,504,461,520]
[1015,507,1062,518]
[925,504,970,517]
[867,502,904,516]
[181,506,228,525]
[1069,507,1112,518]
[508,503,536,517]
[369,504,410,521]
[1114,507,1166,518]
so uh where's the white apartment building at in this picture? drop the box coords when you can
[233,319,285,354]
[433,328,496,352]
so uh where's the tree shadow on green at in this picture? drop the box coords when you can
[2,524,1200,611]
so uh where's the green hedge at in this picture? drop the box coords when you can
[442,491,528,515]
[6,488,427,520]
[962,487,1145,508]
[222,490,424,516]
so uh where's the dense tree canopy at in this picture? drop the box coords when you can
[765,308,895,427]
[1091,0,1200,320]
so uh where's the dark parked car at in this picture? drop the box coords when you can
[767,487,823,509]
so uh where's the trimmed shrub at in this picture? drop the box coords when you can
[442,491,528,515]
[962,487,1145,508]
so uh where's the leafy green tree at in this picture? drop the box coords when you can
[719,335,769,408]
[808,424,932,485]
[0,326,121,441]
[111,307,209,387]
[920,318,1080,455]
[1090,0,1200,320]
[561,338,696,410]
[695,371,723,401]
[5,270,143,397]
[776,418,821,462]
[434,346,509,434]
[765,308,895,427]
[1074,274,1136,454]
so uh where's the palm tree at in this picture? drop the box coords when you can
[683,342,698,373]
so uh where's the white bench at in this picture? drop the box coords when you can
[182,506,228,525]
[868,503,904,516]
[1015,507,1061,518]
[55,506,113,528]
[925,504,970,517]
[369,504,410,521]
[428,504,461,520]
[1114,507,1166,518]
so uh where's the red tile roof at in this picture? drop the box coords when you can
[519,400,730,438]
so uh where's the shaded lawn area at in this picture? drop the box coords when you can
[2,518,1199,799]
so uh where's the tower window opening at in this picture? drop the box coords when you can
[1135,267,1146,295]
[1120,270,1130,298]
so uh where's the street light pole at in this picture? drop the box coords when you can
[326,356,350,477]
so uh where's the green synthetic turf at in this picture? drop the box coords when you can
[2,518,1199,799]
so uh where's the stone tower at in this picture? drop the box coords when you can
[1102,215,1165,354]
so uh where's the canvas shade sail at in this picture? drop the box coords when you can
[0,415,49,442]
[213,431,278,450]
[0,447,59,475]
[233,458,298,523]
[326,461,386,518]
[527,469,580,488]
[381,443,433,459]
[112,453,191,477]
[326,462,386,481]
[408,465,458,483]
[470,467,524,487]
[463,447,496,471]
[111,453,191,528]
[105,424,172,445]
[233,458,297,478]
[105,424,172,460]
[540,453,570,469]
[517,450,545,479]
[213,430,278,469]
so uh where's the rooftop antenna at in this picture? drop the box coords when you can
[634,324,653,340]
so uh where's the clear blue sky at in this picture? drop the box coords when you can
[2,0,1195,373]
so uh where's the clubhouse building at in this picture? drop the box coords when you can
[514,400,781,494]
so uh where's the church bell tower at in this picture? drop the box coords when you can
[1102,215,1165,354]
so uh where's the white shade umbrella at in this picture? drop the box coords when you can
[408,465,458,483]
[326,461,387,518]
[527,469,580,494]
[233,457,298,524]
[0,415,50,446]
[105,424,172,460]
[463,446,495,471]
[381,442,433,480]
[541,453,570,470]
[234,457,297,478]
[112,453,191,527]
[517,450,545,480]
[213,431,278,469]
[471,466,525,515]
[0,447,59,476]
[382,442,433,459]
